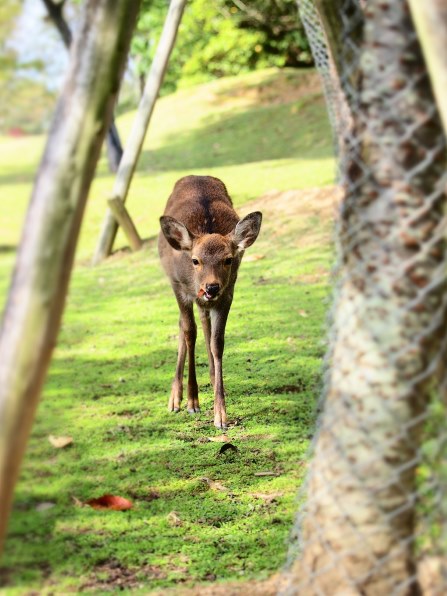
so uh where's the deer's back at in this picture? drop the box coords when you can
[163,175,239,236]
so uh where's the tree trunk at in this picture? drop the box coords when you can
[41,0,124,172]
[92,0,187,265]
[288,1,446,593]
[0,0,141,556]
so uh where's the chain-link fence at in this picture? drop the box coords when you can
[284,1,447,593]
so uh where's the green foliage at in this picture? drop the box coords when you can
[131,0,311,93]
[0,0,21,86]
[0,77,56,134]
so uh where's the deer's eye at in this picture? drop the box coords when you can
[224,257,233,266]
[192,258,199,266]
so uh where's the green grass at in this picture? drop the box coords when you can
[0,67,335,593]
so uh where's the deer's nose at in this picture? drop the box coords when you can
[206,283,220,297]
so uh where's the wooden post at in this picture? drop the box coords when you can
[0,0,141,556]
[107,197,143,252]
[92,0,187,265]
[408,0,447,136]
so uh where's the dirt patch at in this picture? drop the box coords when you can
[212,70,323,109]
[241,185,342,223]
[81,561,167,592]
[240,185,342,249]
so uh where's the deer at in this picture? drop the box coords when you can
[158,175,262,429]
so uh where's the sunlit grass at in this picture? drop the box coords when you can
[0,67,335,593]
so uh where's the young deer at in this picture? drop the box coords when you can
[158,175,262,429]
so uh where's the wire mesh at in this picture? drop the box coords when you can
[285,0,447,593]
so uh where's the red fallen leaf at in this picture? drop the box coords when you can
[197,288,205,298]
[85,494,133,511]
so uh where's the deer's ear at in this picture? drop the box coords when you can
[160,216,194,251]
[232,211,262,251]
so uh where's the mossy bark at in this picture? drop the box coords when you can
[288,1,446,593]
[0,0,141,555]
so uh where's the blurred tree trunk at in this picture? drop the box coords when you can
[288,0,446,592]
[42,0,124,172]
[0,0,141,556]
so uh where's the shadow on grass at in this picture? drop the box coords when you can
[2,336,316,590]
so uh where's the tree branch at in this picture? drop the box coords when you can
[41,0,72,47]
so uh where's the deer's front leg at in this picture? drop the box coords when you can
[168,321,186,412]
[169,299,199,413]
[198,306,215,388]
[210,299,232,429]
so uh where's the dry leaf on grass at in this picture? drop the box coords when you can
[207,435,230,443]
[85,494,133,511]
[298,309,308,318]
[200,477,228,492]
[48,435,73,449]
[167,511,182,527]
[218,443,238,455]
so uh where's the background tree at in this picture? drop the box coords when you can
[0,0,56,134]
[41,0,124,172]
[131,0,312,93]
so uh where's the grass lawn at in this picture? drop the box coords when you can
[0,67,336,593]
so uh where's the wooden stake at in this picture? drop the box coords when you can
[107,197,143,252]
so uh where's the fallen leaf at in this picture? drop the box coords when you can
[218,443,238,455]
[254,471,279,477]
[85,494,133,511]
[250,491,283,503]
[36,502,56,512]
[200,477,228,492]
[298,309,308,318]
[167,511,182,527]
[244,254,265,262]
[207,435,230,442]
[48,435,73,449]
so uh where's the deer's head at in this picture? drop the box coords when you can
[160,212,262,302]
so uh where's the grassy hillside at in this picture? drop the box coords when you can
[0,68,336,594]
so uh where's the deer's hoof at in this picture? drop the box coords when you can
[188,407,201,414]
[168,406,180,412]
